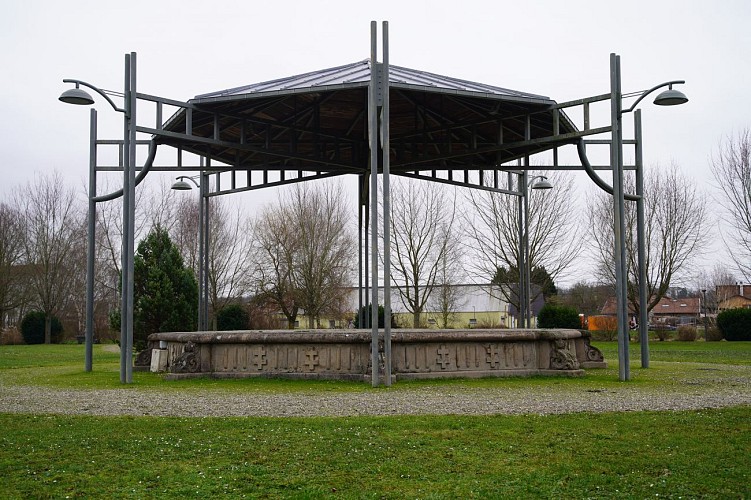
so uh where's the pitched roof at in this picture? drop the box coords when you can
[600,296,700,316]
[195,60,551,103]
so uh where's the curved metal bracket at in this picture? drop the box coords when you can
[577,139,640,202]
[62,79,128,116]
[92,140,158,202]
[623,80,686,114]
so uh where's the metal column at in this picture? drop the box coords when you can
[523,166,531,328]
[610,53,630,381]
[120,52,136,384]
[368,21,380,387]
[381,20,392,386]
[85,109,97,372]
[517,173,525,328]
[635,109,649,367]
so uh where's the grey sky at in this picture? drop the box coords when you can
[1,0,749,284]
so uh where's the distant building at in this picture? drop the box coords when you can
[292,284,531,329]
[716,283,751,312]
[600,296,701,326]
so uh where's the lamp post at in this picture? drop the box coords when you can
[701,289,708,341]
[171,174,209,331]
[520,174,553,328]
[59,53,137,384]
[609,53,688,381]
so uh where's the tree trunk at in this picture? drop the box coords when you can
[44,314,51,344]
[412,311,420,328]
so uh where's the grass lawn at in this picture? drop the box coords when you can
[1,341,750,498]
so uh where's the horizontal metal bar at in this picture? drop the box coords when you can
[584,139,637,145]
[136,125,363,172]
[392,126,612,168]
[206,171,344,197]
[395,171,522,196]
[554,93,612,109]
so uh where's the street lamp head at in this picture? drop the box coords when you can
[171,179,193,191]
[530,176,553,190]
[59,85,95,106]
[171,176,199,190]
[653,85,688,106]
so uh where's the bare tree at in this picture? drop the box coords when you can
[464,169,580,313]
[429,226,465,328]
[0,202,29,328]
[251,181,354,329]
[207,202,254,328]
[288,182,354,328]
[15,172,83,343]
[252,206,300,328]
[171,194,199,273]
[711,129,751,280]
[387,179,459,328]
[587,163,710,317]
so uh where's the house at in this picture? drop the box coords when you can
[650,297,701,325]
[600,296,701,326]
[716,283,751,312]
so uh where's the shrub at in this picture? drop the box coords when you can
[217,305,250,331]
[0,327,23,345]
[20,311,63,344]
[537,304,580,329]
[653,325,672,341]
[677,325,697,341]
[706,326,724,342]
[353,304,397,329]
[717,308,751,341]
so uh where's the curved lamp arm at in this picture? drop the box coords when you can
[622,79,686,114]
[92,139,158,203]
[577,139,641,202]
[62,78,128,116]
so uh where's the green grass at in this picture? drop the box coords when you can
[0,409,749,498]
[1,342,750,498]
[3,341,750,391]
[597,340,751,365]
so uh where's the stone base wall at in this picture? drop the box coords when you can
[147,329,606,381]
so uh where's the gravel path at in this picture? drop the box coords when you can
[2,363,750,418]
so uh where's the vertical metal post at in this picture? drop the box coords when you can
[517,171,525,328]
[120,53,132,384]
[523,166,531,328]
[364,177,369,329]
[381,20,392,386]
[125,52,137,384]
[202,169,210,331]
[635,109,649,367]
[368,21,380,387]
[85,109,97,372]
[198,170,206,331]
[610,53,630,381]
[358,177,363,328]
[702,289,708,339]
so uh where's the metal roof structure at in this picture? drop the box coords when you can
[195,60,550,102]
[156,58,581,197]
[68,22,681,385]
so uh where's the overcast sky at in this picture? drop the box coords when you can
[2,0,750,286]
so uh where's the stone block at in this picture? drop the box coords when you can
[150,349,168,373]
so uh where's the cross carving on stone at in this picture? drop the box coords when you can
[252,347,267,370]
[485,344,501,368]
[304,348,319,371]
[436,345,451,369]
